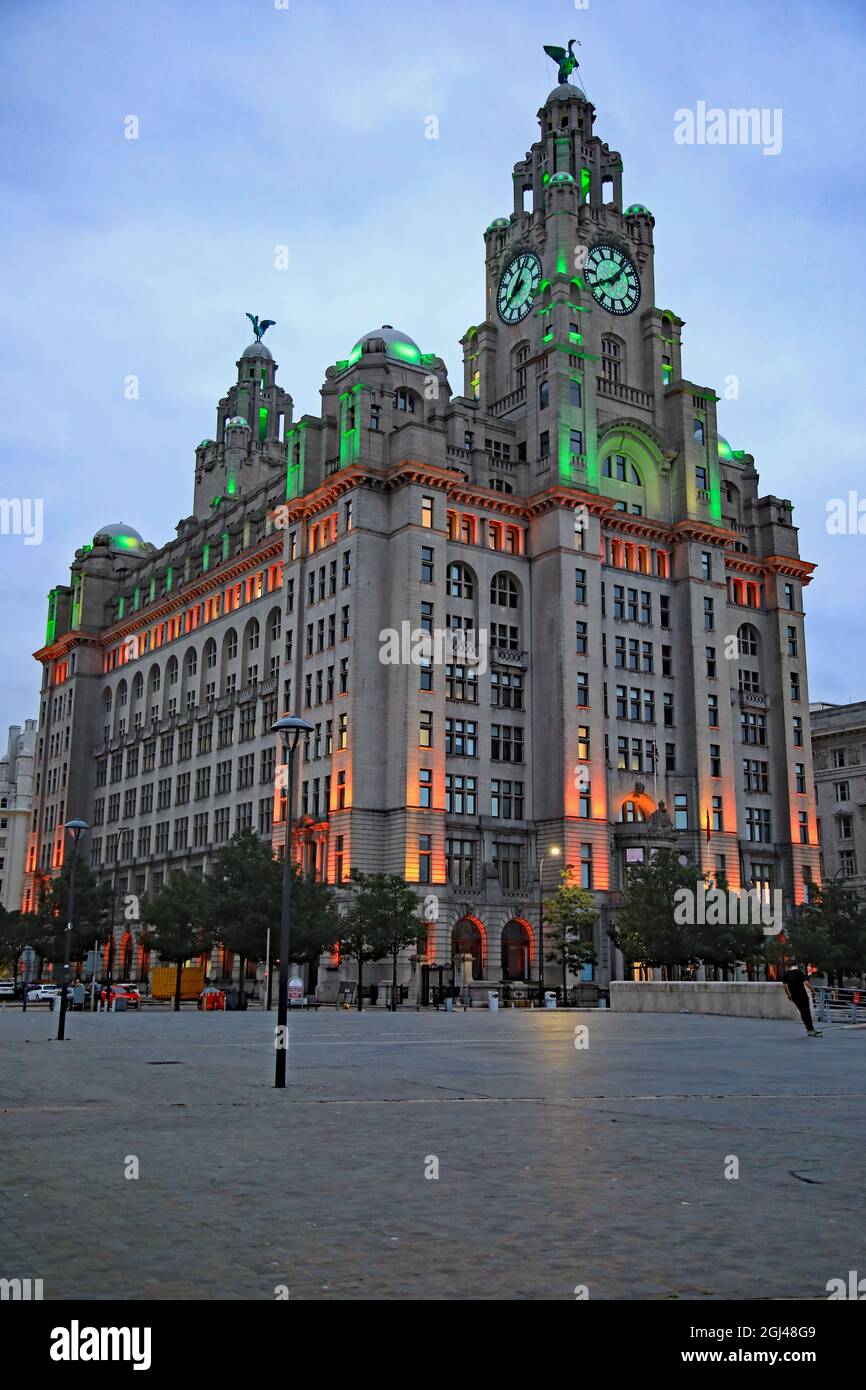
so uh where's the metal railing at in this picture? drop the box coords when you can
[814,986,866,1025]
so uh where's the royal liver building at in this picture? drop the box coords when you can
[26,57,820,994]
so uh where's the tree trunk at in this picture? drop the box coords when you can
[174,960,183,1012]
[357,957,364,1011]
[392,946,398,1012]
[238,953,246,1010]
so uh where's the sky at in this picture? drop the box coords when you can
[1,0,865,736]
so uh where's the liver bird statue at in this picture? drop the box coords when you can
[246,313,275,342]
[543,39,580,86]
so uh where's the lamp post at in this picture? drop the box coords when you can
[537,845,561,1006]
[100,827,130,1013]
[272,716,314,1089]
[57,820,90,1041]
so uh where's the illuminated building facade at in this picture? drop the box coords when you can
[26,72,820,992]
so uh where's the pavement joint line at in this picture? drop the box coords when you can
[5,1090,866,1114]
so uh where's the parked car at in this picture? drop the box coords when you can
[26,985,59,1003]
[99,985,141,1009]
[198,985,226,1011]
[0,980,15,997]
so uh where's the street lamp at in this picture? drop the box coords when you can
[57,820,90,1041]
[98,826,131,1014]
[538,845,561,1006]
[272,715,314,1089]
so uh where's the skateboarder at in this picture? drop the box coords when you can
[782,961,822,1036]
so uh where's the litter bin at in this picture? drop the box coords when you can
[487,990,500,1012]
[444,996,454,1012]
[112,995,128,1012]
[544,990,557,1010]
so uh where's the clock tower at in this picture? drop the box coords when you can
[461,64,695,502]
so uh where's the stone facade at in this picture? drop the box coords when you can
[811,701,866,889]
[0,719,37,915]
[25,74,820,993]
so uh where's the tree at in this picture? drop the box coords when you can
[205,831,282,1007]
[286,868,342,984]
[784,880,866,981]
[0,905,28,983]
[142,871,212,1011]
[28,864,111,976]
[544,868,598,996]
[339,870,419,1010]
[608,848,704,975]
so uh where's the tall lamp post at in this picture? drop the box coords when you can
[272,716,314,1089]
[537,845,561,1006]
[100,826,130,1014]
[57,819,90,1041]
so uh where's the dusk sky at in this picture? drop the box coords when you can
[2,0,865,735]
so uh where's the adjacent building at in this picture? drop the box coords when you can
[24,65,821,994]
[0,719,37,915]
[811,702,866,889]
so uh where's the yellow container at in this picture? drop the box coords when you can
[149,965,206,1001]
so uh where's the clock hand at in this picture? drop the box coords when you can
[506,274,526,305]
[594,268,626,289]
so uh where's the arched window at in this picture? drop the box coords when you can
[512,340,530,390]
[738,623,759,658]
[539,380,549,410]
[184,648,197,679]
[132,672,143,702]
[694,418,705,445]
[603,453,642,486]
[601,337,622,382]
[446,562,475,600]
[266,608,281,645]
[501,920,533,981]
[203,639,217,671]
[451,919,484,980]
[102,687,112,712]
[166,656,179,686]
[117,680,128,707]
[246,619,260,651]
[619,800,647,823]
[394,388,415,413]
[490,572,519,608]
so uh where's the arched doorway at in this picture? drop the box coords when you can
[451,918,485,980]
[119,932,134,980]
[501,919,533,981]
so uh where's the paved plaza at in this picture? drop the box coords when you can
[1,1005,864,1300]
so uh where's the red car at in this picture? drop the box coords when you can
[100,985,141,1009]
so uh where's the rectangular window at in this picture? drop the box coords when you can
[419,769,432,808]
[418,834,432,884]
[574,568,587,604]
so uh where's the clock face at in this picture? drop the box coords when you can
[496,251,543,325]
[584,243,641,315]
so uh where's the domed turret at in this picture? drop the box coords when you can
[93,523,148,555]
[240,340,273,361]
[350,325,422,366]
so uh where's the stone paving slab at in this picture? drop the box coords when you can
[0,1008,863,1300]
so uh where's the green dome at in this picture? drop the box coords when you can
[198,438,215,448]
[717,435,734,461]
[349,325,422,367]
[93,523,147,555]
[625,204,652,218]
[486,217,510,231]
[226,416,248,429]
[549,172,575,184]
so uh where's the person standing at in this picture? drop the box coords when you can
[782,962,822,1037]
